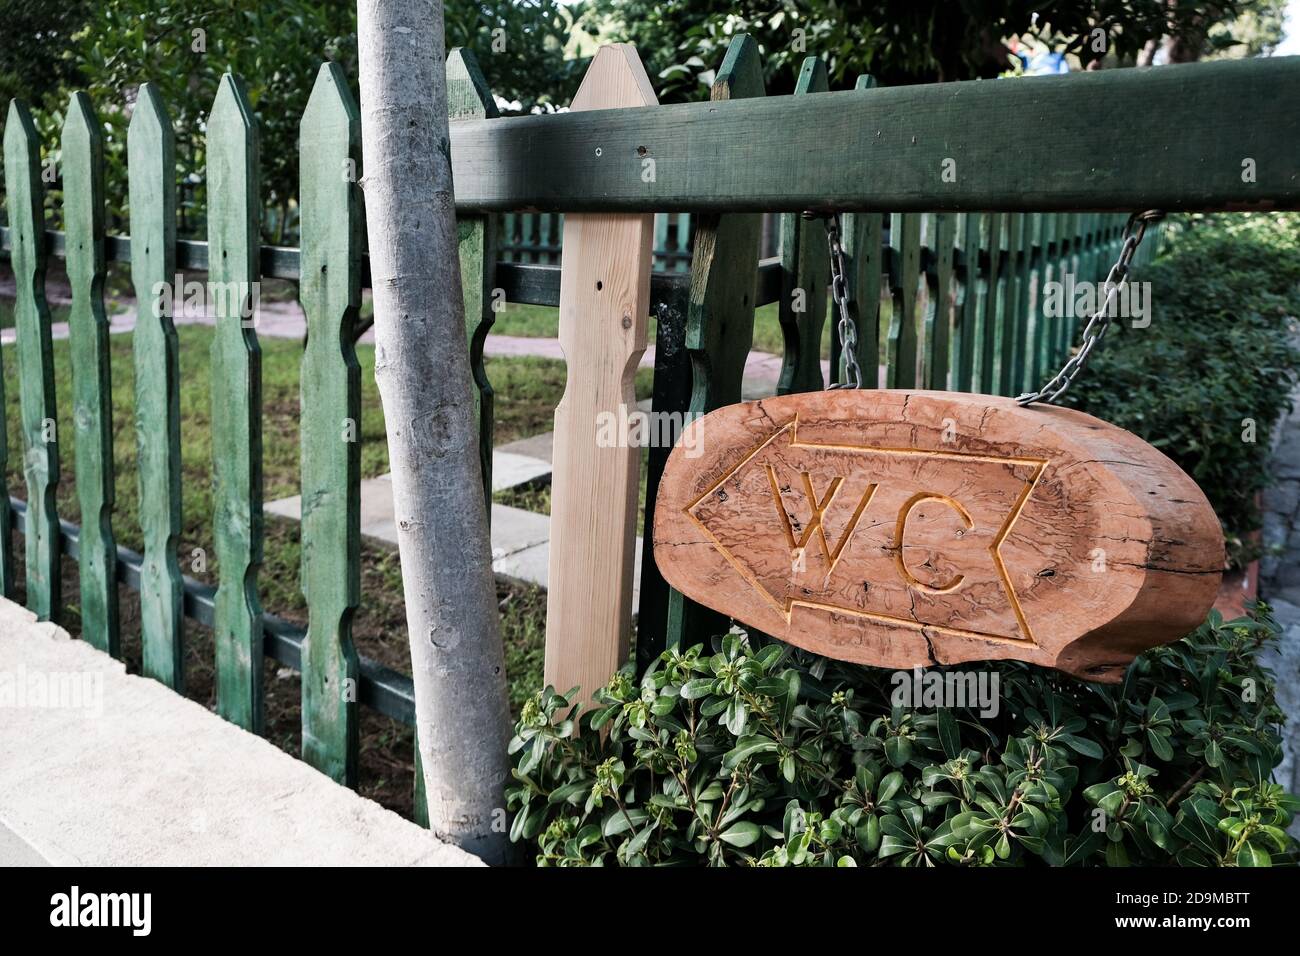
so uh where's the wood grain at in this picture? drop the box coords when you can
[544,45,657,703]
[653,390,1223,683]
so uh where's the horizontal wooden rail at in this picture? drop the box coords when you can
[449,58,1300,213]
[8,497,418,725]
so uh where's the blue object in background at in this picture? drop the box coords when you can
[1025,51,1070,75]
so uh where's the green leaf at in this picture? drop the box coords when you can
[719,821,761,848]
[722,734,777,771]
[1237,842,1271,867]
[884,734,912,768]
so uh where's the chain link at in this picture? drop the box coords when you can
[804,211,862,389]
[1015,209,1164,406]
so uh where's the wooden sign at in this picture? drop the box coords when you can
[653,391,1223,683]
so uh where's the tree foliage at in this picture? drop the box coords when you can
[581,0,1272,100]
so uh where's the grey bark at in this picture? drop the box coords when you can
[355,0,512,864]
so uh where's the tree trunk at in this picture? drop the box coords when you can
[355,0,512,864]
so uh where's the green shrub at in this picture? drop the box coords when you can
[1065,213,1300,565]
[507,608,1298,866]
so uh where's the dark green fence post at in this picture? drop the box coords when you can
[925,212,957,390]
[4,100,60,621]
[837,75,882,389]
[981,213,1005,393]
[63,91,120,654]
[777,56,829,395]
[886,212,922,387]
[208,73,264,733]
[640,34,765,671]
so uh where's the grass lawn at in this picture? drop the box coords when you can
[1,322,650,819]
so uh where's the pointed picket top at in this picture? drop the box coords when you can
[128,84,177,285]
[447,48,499,120]
[856,74,877,91]
[303,61,359,134]
[208,72,260,272]
[61,92,106,287]
[571,43,657,111]
[713,33,763,101]
[794,55,829,95]
[4,100,44,247]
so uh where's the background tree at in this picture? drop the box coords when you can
[580,0,1274,100]
[0,0,578,240]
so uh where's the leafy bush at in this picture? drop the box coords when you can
[1065,213,1300,565]
[507,608,1298,866]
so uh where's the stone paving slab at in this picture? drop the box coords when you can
[0,599,481,866]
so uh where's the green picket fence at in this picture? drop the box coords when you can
[2,36,1277,825]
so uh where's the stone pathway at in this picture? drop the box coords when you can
[1260,392,1300,821]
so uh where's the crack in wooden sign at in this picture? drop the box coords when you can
[653,391,1224,683]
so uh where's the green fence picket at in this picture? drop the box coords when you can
[207,73,264,733]
[777,56,830,395]
[925,212,957,390]
[886,212,922,387]
[981,213,1005,393]
[63,92,120,654]
[4,100,61,621]
[299,62,363,787]
[953,213,981,393]
[129,83,185,688]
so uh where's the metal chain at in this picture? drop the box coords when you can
[1016,209,1164,406]
[804,211,862,389]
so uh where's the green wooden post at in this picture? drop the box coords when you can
[1012,213,1036,394]
[411,48,504,828]
[299,63,362,787]
[777,57,829,395]
[208,74,264,733]
[980,213,1004,393]
[925,212,957,390]
[953,213,982,393]
[130,83,185,689]
[4,100,61,621]
[1033,212,1057,386]
[62,92,120,654]
[657,34,765,656]
[886,212,922,387]
[837,75,882,389]
[999,212,1024,396]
